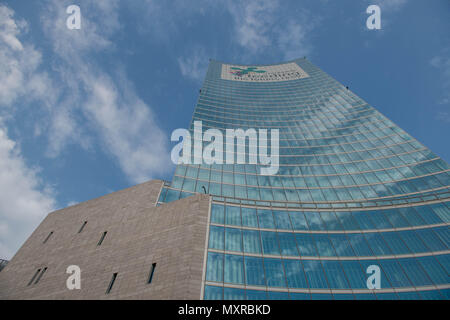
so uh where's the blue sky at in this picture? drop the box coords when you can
[0,0,448,258]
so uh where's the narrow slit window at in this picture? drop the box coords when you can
[97,231,107,246]
[148,263,156,284]
[106,273,117,294]
[28,269,41,286]
[43,231,53,244]
[78,221,87,233]
[34,267,47,284]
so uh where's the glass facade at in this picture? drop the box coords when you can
[159,58,450,300]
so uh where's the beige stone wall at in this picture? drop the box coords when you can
[0,180,210,300]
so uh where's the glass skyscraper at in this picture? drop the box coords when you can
[158,58,450,300]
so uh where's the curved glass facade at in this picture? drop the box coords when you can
[159,58,450,300]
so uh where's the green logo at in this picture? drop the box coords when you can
[230,67,266,77]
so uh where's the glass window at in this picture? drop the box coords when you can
[290,292,311,300]
[397,258,432,286]
[347,233,373,256]
[246,290,267,300]
[435,254,450,274]
[204,285,222,300]
[396,291,420,300]
[364,232,392,256]
[335,211,360,230]
[261,231,280,255]
[225,206,241,226]
[278,232,299,256]
[397,230,428,253]
[241,207,258,227]
[381,232,411,255]
[333,294,355,300]
[340,260,366,289]
[383,209,410,228]
[397,207,425,227]
[224,287,245,300]
[416,256,448,285]
[224,254,244,285]
[244,256,265,286]
[206,252,223,282]
[415,229,447,251]
[165,189,180,202]
[322,260,349,289]
[319,211,342,231]
[433,227,449,250]
[242,229,261,254]
[329,234,355,256]
[273,210,292,230]
[295,233,318,256]
[302,260,328,289]
[418,290,443,300]
[375,292,398,300]
[208,226,224,250]
[211,204,224,224]
[430,203,450,223]
[258,209,275,229]
[311,293,334,300]
[289,211,309,230]
[263,258,286,287]
[414,206,442,225]
[268,291,290,300]
[225,228,242,252]
[303,212,324,230]
[313,234,336,256]
[283,260,307,289]
[378,259,412,288]
[368,211,393,229]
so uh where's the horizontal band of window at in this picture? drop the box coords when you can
[182,139,418,159]
[202,78,341,94]
[191,115,388,136]
[194,104,370,121]
[212,197,449,213]
[202,78,348,95]
[207,248,450,261]
[195,100,370,117]
[204,281,450,295]
[172,185,450,207]
[208,188,450,210]
[179,157,440,178]
[209,221,449,235]
[203,77,339,90]
[180,148,430,169]
[192,121,395,145]
[157,191,450,211]
[173,169,449,190]
[189,130,403,151]
[194,104,372,123]
[193,111,380,129]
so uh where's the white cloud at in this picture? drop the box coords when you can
[0,1,172,257]
[178,47,209,82]
[225,0,314,60]
[0,124,56,259]
[373,0,407,11]
[227,0,277,52]
[430,50,450,121]
[39,0,171,182]
[0,5,57,259]
[0,5,56,111]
